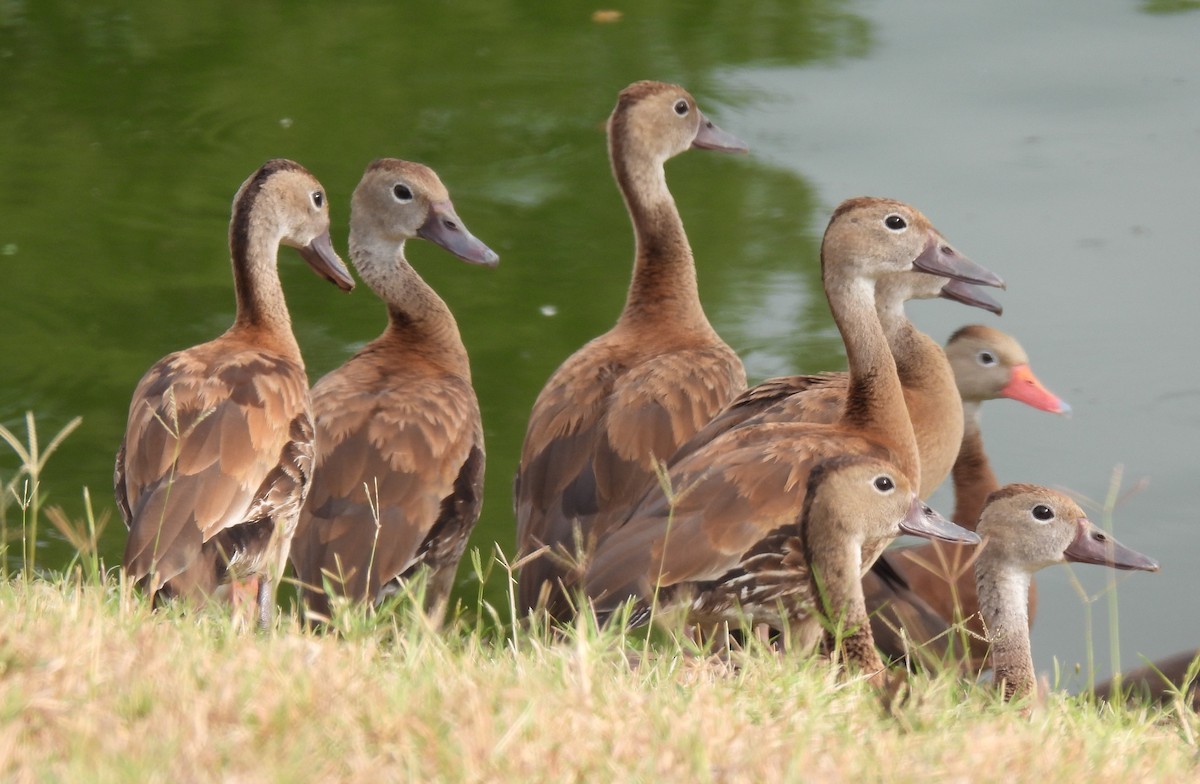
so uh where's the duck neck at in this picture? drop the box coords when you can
[610,135,709,332]
[880,305,961,497]
[831,275,919,487]
[952,401,997,528]
[805,530,885,677]
[976,551,1035,700]
[350,236,470,375]
[228,189,300,357]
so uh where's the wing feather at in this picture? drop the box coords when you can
[291,359,483,613]
[117,343,310,591]
[515,338,745,613]
[585,421,891,613]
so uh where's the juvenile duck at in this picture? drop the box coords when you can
[974,484,1158,700]
[289,159,498,624]
[117,159,354,625]
[637,455,974,683]
[584,198,997,635]
[869,326,1069,667]
[515,80,748,620]
[947,325,1071,524]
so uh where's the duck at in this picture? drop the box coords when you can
[289,159,498,625]
[867,325,1070,668]
[116,159,354,626]
[514,80,749,620]
[946,325,1072,523]
[637,454,976,684]
[1093,649,1199,710]
[973,484,1159,701]
[583,197,996,644]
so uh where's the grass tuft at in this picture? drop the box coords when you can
[0,412,83,578]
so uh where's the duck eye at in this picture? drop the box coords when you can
[977,350,997,366]
[873,475,895,493]
[884,214,907,231]
[311,191,324,209]
[673,99,689,116]
[1031,504,1054,522]
[392,184,413,202]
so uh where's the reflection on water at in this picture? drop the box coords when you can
[3,0,1199,685]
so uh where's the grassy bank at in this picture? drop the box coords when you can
[1,417,1196,781]
[0,571,1196,783]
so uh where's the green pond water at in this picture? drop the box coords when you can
[2,0,1198,686]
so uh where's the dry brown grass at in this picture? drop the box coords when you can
[0,574,1196,783]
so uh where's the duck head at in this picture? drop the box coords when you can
[243,158,354,292]
[351,158,499,270]
[821,198,1003,289]
[609,80,747,165]
[977,484,1158,573]
[946,325,1070,414]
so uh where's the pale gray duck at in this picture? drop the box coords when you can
[974,484,1158,701]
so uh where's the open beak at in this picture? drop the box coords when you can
[899,494,982,544]
[1001,364,1071,415]
[912,233,1006,289]
[298,230,354,292]
[940,280,1003,316]
[690,111,749,153]
[1063,518,1159,572]
[418,201,500,268]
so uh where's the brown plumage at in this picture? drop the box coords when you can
[869,325,1070,667]
[974,484,1158,700]
[583,198,994,638]
[670,276,1004,496]
[1093,650,1199,710]
[116,159,354,625]
[289,160,498,624]
[660,273,1005,664]
[661,455,972,684]
[514,81,749,619]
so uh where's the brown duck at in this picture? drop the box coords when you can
[583,198,996,637]
[117,159,354,625]
[631,454,975,684]
[289,160,498,625]
[973,484,1158,700]
[515,81,748,619]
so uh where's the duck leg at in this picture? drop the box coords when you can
[257,576,274,631]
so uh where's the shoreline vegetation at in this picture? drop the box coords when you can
[2,574,1197,782]
[1,414,1197,781]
